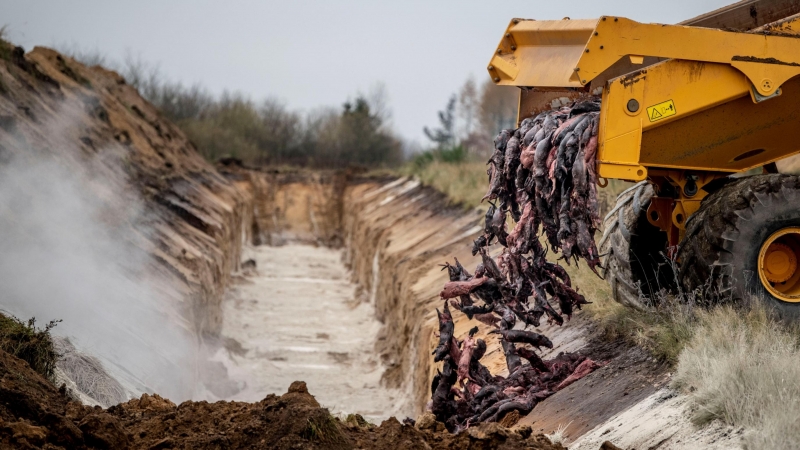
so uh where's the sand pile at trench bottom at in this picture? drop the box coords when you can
[432,99,606,431]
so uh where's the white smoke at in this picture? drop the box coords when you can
[0,142,198,402]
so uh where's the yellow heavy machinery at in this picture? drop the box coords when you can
[488,1,800,313]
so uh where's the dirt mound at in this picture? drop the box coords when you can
[110,380,564,449]
[0,345,128,449]
[0,345,563,449]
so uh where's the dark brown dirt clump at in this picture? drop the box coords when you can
[0,347,563,449]
[0,345,128,449]
[107,380,566,449]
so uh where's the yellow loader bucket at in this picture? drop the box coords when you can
[488,16,800,95]
[487,18,598,88]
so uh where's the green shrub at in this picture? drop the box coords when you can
[0,26,14,62]
[0,314,60,380]
[410,145,468,171]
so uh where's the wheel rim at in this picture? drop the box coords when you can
[758,227,800,302]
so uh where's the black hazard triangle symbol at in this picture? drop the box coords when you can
[650,108,662,120]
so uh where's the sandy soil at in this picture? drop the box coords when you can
[217,243,404,423]
[570,388,743,449]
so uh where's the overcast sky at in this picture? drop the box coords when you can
[5,1,732,144]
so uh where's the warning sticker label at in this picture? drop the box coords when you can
[646,100,676,122]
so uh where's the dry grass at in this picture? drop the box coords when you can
[53,336,127,407]
[342,413,374,429]
[401,160,488,208]
[301,411,349,446]
[545,421,571,445]
[586,274,800,447]
[672,303,800,449]
[587,288,698,363]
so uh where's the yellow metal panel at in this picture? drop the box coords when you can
[509,19,598,45]
[601,128,641,165]
[573,17,800,96]
[598,163,647,181]
[629,55,645,65]
[489,17,800,96]
[509,46,586,87]
[597,59,762,172]
[639,75,800,172]
[596,57,800,173]
[487,19,598,87]
[730,60,798,96]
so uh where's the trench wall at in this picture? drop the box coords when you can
[341,179,484,414]
[0,46,254,339]
[217,168,489,415]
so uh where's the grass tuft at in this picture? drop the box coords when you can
[0,26,13,62]
[672,302,800,449]
[301,411,348,445]
[343,413,373,429]
[589,288,698,363]
[0,314,60,381]
[400,159,488,208]
[54,337,127,406]
[545,421,571,445]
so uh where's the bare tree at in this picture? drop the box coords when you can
[364,81,392,126]
[477,80,518,157]
[458,76,479,140]
[120,51,163,101]
[424,95,457,149]
[55,44,404,168]
[57,43,110,67]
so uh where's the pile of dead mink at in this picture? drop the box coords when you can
[432,99,604,431]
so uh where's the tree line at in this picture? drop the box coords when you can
[121,57,403,168]
[66,49,517,168]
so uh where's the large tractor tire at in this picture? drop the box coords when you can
[677,174,800,316]
[599,182,672,309]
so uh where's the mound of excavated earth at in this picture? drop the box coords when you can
[0,346,563,449]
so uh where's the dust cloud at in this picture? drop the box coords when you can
[0,149,197,402]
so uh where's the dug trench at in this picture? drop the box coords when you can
[0,45,721,449]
